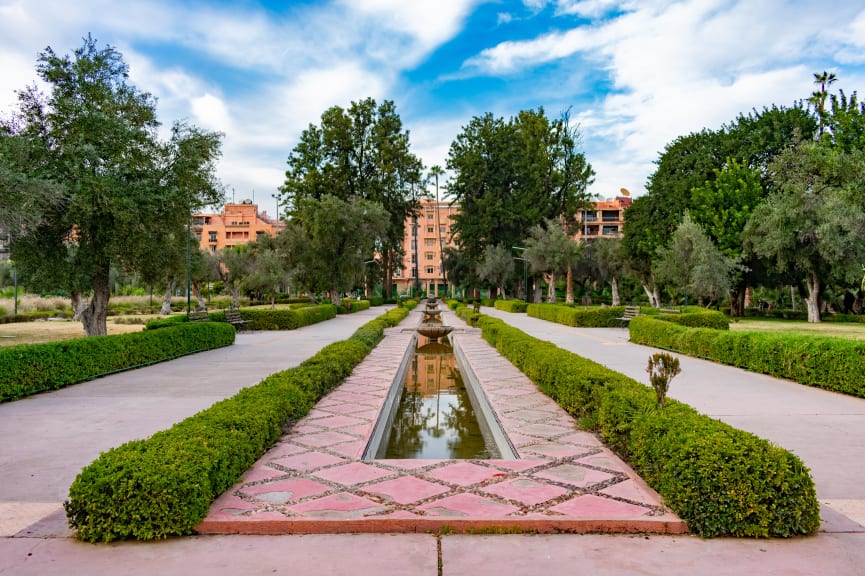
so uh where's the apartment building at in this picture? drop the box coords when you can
[192,200,283,253]
[394,198,459,297]
[573,195,632,242]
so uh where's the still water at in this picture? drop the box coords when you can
[381,335,499,459]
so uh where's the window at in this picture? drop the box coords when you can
[209,231,217,242]
[393,268,402,277]
[411,255,417,264]
[209,246,216,253]
[602,225,619,235]
[426,212,434,219]
[426,266,434,274]
[427,226,434,234]
[424,238,435,246]
[439,226,446,234]
[425,252,434,261]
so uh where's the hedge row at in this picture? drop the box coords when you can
[493,299,528,313]
[652,310,730,330]
[467,309,819,537]
[0,323,236,403]
[336,299,372,314]
[145,305,338,331]
[629,316,865,398]
[65,305,411,542]
[528,303,632,327]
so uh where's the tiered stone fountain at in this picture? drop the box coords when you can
[417,298,452,342]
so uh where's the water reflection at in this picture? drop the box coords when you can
[382,334,498,459]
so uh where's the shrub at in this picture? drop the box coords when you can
[64,306,410,542]
[654,309,730,330]
[528,303,630,327]
[208,305,337,330]
[0,323,236,402]
[629,316,865,398]
[494,299,528,313]
[336,299,372,314]
[474,314,820,538]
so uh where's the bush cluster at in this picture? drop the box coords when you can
[0,323,236,403]
[629,316,865,398]
[493,299,528,313]
[528,303,631,327]
[471,311,819,537]
[653,309,730,330]
[336,299,372,314]
[64,306,410,542]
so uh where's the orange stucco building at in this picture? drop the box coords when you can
[394,198,458,297]
[192,201,283,253]
[573,195,631,241]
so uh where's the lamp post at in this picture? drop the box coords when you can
[186,218,191,316]
[513,246,529,302]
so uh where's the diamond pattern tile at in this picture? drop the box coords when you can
[363,476,449,505]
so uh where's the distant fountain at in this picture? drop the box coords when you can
[418,298,453,342]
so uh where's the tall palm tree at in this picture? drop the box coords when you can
[810,70,838,136]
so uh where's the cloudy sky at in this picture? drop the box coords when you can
[2,0,865,217]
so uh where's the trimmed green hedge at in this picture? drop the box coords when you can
[0,323,236,403]
[336,299,372,314]
[653,310,730,330]
[528,303,631,327]
[630,316,865,398]
[64,306,410,542]
[494,299,528,313]
[470,310,819,538]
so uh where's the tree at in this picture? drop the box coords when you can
[653,214,734,307]
[583,237,626,306]
[279,98,423,299]
[447,108,593,292]
[809,70,837,137]
[524,219,582,303]
[4,37,222,335]
[243,235,289,309]
[220,244,255,309]
[476,244,515,299]
[281,194,389,305]
[744,142,865,322]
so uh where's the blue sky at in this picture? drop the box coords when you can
[2,0,865,218]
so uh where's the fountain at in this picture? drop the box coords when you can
[418,299,452,341]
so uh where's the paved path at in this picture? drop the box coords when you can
[481,306,865,523]
[3,304,865,575]
[0,307,387,535]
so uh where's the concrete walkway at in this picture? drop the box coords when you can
[3,305,865,575]
[0,307,388,536]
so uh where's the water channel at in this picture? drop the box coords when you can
[376,332,501,460]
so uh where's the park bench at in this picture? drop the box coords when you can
[617,305,642,327]
[188,311,210,322]
[224,308,248,330]
[659,307,681,314]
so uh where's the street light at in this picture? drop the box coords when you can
[513,246,529,303]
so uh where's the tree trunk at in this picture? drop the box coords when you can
[271,294,276,310]
[639,278,658,307]
[546,272,556,303]
[499,285,507,300]
[232,284,240,308]
[804,274,821,323]
[383,249,393,299]
[565,267,575,304]
[161,281,174,315]
[192,281,206,311]
[744,286,754,308]
[331,287,341,306]
[71,291,84,321]
[80,268,110,336]
[653,285,662,310]
[611,277,620,306]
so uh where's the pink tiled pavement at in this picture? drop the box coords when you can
[197,308,684,535]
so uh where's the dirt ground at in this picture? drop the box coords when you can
[0,319,146,347]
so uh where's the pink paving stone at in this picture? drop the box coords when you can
[479,478,570,506]
[293,430,358,448]
[265,442,309,459]
[575,450,630,472]
[327,440,366,459]
[362,476,450,505]
[348,409,381,420]
[489,387,535,398]
[319,402,371,415]
[305,408,332,419]
[599,479,662,505]
[340,423,373,436]
[487,459,548,473]
[504,409,561,423]
[520,443,594,459]
[312,462,394,486]
[240,465,286,484]
[326,391,380,404]
[309,414,369,429]
[514,423,572,437]
[291,423,326,434]
[274,451,346,472]
[506,433,543,448]
[287,492,390,518]
[533,463,615,488]
[557,431,604,447]
[418,493,520,518]
[211,492,258,516]
[240,478,332,504]
[548,494,653,518]
[497,395,547,409]
[425,461,502,487]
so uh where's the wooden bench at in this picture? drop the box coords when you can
[659,307,681,314]
[616,306,642,327]
[188,311,209,322]
[223,309,248,330]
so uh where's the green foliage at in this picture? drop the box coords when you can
[527,303,631,327]
[64,306,410,542]
[210,305,337,330]
[629,316,865,397]
[336,299,372,314]
[494,299,528,313]
[654,309,730,330]
[475,314,820,537]
[476,244,516,297]
[647,352,681,407]
[0,323,235,402]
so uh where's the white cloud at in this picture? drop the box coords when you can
[555,0,622,18]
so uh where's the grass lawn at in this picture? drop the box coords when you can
[730,317,865,340]
[0,318,147,347]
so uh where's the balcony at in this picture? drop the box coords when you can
[226,221,250,227]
